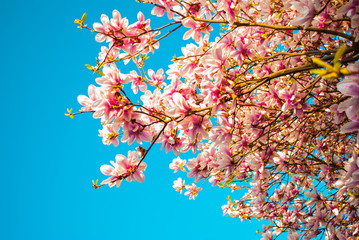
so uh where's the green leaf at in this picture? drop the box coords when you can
[340,67,351,75]
[81,13,87,22]
[312,57,334,71]
[310,69,327,75]
[226,195,231,201]
[85,64,93,70]
[322,72,338,79]
[334,44,346,63]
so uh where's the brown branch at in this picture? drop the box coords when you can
[192,17,355,41]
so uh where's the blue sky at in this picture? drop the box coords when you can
[1,1,264,239]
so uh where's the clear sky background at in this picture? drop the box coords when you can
[1,1,265,239]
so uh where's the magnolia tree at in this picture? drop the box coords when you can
[69,0,359,239]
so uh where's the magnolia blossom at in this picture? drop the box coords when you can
[74,1,359,238]
[345,155,359,188]
[77,85,101,112]
[184,183,202,200]
[147,68,165,88]
[337,80,359,122]
[221,201,233,216]
[290,0,320,28]
[260,231,274,240]
[182,17,213,43]
[337,0,359,18]
[100,160,123,188]
[99,123,120,146]
[95,65,131,89]
[337,62,359,135]
[169,157,186,173]
[100,151,147,187]
[98,46,119,63]
[173,177,186,194]
[337,0,359,40]
[93,14,112,42]
[128,70,147,94]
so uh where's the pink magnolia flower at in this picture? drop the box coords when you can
[340,119,359,135]
[91,90,130,124]
[182,18,213,43]
[186,148,215,182]
[173,177,186,194]
[169,157,186,173]
[216,148,233,176]
[118,150,147,182]
[278,82,309,117]
[121,119,152,145]
[100,151,147,187]
[165,92,192,117]
[337,64,359,121]
[337,63,359,135]
[201,78,229,112]
[306,208,328,232]
[147,68,165,88]
[150,0,177,19]
[184,183,202,200]
[128,70,147,94]
[208,172,224,186]
[139,31,160,54]
[221,201,233,216]
[216,0,238,24]
[95,65,130,90]
[304,189,320,206]
[110,10,130,37]
[336,0,359,18]
[158,123,183,155]
[352,14,359,28]
[99,123,120,146]
[77,84,101,112]
[179,115,211,142]
[98,46,119,64]
[260,231,274,240]
[231,34,253,66]
[100,160,123,188]
[290,0,320,28]
[177,43,204,77]
[202,47,230,75]
[288,232,300,240]
[140,89,163,114]
[329,104,345,125]
[345,155,359,188]
[93,14,112,42]
[128,11,151,32]
[182,136,202,153]
[151,5,166,17]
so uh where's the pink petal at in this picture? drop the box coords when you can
[113,10,121,21]
[95,34,107,43]
[100,165,114,175]
[135,171,145,182]
[183,29,194,40]
[148,69,155,79]
[137,11,144,21]
[115,179,122,187]
[115,154,128,168]
[337,80,359,97]
[93,23,105,32]
[140,131,152,142]
[77,95,91,106]
[341,121,359,133]
[182,18,196,28]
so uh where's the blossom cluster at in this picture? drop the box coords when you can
[73,0,359,239]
